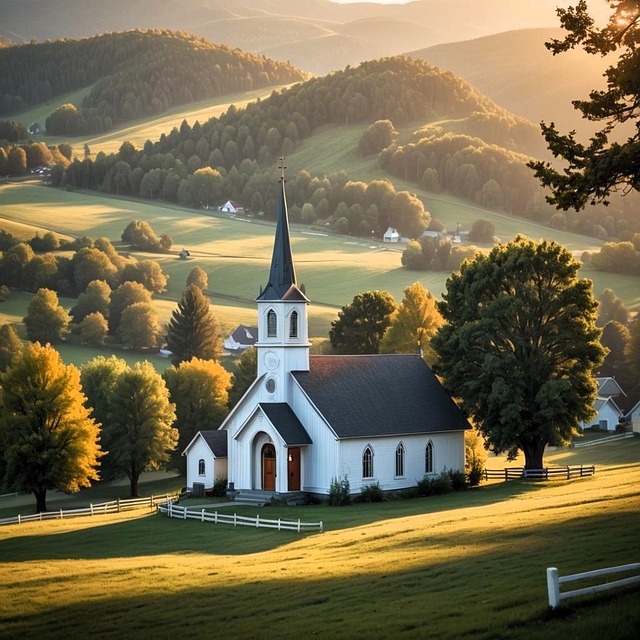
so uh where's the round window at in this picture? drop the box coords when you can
[265,378,276,393]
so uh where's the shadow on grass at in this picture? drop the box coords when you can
[1,480,561,562]
[1,508,639,640]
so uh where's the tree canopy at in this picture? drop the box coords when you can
[528,1,640,209]
[432,236,605,469]
[329,290,398,354]
[23,288,70,344]
[0,343,102,512]
[164,357,231,471]
[380,282,443,363]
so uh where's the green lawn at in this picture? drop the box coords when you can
[0,439,638,639]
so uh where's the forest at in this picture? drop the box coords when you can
[0,30,306,133]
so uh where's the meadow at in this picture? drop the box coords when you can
[0,438,638,639]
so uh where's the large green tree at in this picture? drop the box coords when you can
[329,290,398,354]
[0,343,102,512]
[24,288,70,344]
[166,284,222,364]
[164,357,231,471]
[380,282,443,363]
[432,236,606,470]
[528,1,640,209]
[101,361,177,497]
[70,279,111,324]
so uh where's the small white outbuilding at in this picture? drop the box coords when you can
[183,430,228,492]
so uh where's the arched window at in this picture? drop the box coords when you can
[289,310,298,338]
[362,445,374,478]
[267,309,277,337]
[198,459,205,476]
[395,443,405,477]
[425,440,434,474]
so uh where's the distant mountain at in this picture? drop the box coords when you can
[0,30,306,133]
[0,0,610,75]
[410,28,612,134]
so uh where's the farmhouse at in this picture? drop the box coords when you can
[383,227,400,243]
[186,171,469,497]
[219,200,245,214]
[224,324,258,352]
[581,377,625,432]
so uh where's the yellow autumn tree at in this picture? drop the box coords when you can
[0,342,102,512]
[380,282,443,363]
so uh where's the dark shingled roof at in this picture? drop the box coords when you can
[256,176,308,303]
[200,430,228,457]
[292,355,471,438]
[259,403,312,446]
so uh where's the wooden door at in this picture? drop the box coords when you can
[262,443,276,491]
[287,447,300,491]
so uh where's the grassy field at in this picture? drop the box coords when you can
[0,438,638,639]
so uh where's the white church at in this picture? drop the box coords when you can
[184,169,470,499]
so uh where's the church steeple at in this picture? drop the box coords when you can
[257,159,308,303]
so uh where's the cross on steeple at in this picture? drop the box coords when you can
[278,157,287,181]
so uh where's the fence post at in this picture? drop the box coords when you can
[17,514,20,525]
[278,518,281,531]
[60,509,63,520]
[256,514,260,528]
[234,513,237,527]
[117,498,121,513]
[90,503,94,516]
[169,501,173,518]
[547,567,560,609]
[202,508,205,523]
[214,511,218,524]
[298,518,301,533]
[320,521,323,533]
[183,505,187,520]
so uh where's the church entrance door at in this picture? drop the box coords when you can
[262,443,276,491]
[287,447,300,491]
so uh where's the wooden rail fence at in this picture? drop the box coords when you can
[0,493,180,526]
[483,465,595,481]
[157,501,323,533]
[547,563,640,608]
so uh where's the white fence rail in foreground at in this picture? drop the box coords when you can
[573,432,635,448]
[0,494,180,526]
[547,563,640,609]
[157,501,323,533]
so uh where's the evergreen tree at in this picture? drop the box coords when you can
[228,346,257,407]
[166,285,222,364]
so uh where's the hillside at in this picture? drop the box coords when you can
[0,30,307,133]
[0,0,611,75]
[410,28,612,134]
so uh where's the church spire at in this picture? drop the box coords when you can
[257,159,308,302]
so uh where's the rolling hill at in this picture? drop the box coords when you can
[0,0,611,75]
[410,28,613,134]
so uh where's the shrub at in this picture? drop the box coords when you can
[465,430,487,488]
[0,284,10,301]
[431,469,453,494]
[328,475,351,506]
[357,482,384,503]
[448,469,466,491]
[212,476,227,497]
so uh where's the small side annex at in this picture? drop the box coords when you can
[183,430,228,492]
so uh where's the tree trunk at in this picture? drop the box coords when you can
[522,439,546,470]
[129,465,140,498]
[34,488,47,513]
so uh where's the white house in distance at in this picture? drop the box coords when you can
[185,168,470,498]
[581,377,625,432]
[223,324,258,353]
[383,227,400,243]
[627,400,640,434]
[219,200,245,214]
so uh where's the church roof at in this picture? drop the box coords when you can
[256,173,308,303]
[199,430,228,457]
[293,355,471,439]
[259,403,312,446]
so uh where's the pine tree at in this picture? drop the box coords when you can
[166,285,222,364]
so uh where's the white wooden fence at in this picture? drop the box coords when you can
[573,432,635,448]
[157,501,323,533]
[547,563,640,608]
[0,494,180,526]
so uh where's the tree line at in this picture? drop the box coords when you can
[0,30,306,133]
